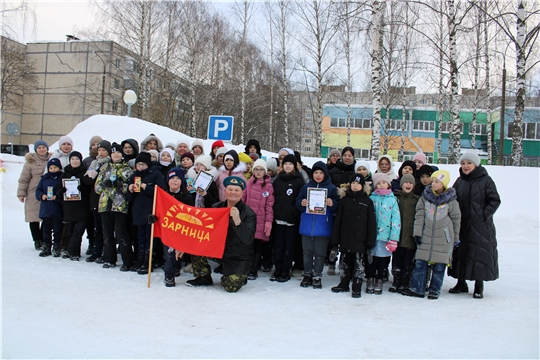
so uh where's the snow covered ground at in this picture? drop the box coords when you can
[1,115,539,359]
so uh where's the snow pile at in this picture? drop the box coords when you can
[1,115,538,359]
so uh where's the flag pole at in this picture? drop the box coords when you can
[147,185,158,288]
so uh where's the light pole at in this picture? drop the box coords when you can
[124,90,137,117]
[494,41,512,165]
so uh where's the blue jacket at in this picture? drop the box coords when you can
[35,171,63,219]
[296,161,339,237]
[126,167,165,225]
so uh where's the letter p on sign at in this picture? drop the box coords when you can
[208,115,234,142]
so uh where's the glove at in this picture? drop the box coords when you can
[385,240,398,252]
[454,240,460,249]
[102,179,113,188]
[328,246,338,262]
[415,236,422,246]
[147,214,158,224]
[264,222,272,237]
[115,179,124,191]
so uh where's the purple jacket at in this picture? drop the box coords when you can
[242,175,275,241]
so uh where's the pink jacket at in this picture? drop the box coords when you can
[242,175,275,241]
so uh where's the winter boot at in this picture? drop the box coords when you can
[312,277,322,289]
[449,279,469,294]
[164,277,176,287]
[366,278,375,294]
[374,278,383,295]
[300,274,313,288]
[247,271,258,280]
[276,272,291,283]
[327,264,336,276]
[39,243,52,257]
[331,276,350,293]
[52,243,61,257]
[213,264,223,274]
[389,271,402,293]
[186,274,213,287]
[400,271,412,292]
[34,240,43,251]
[270,270,280,282]
[401,288,425,298]
[473,280,484,299]
[351,278,362,298]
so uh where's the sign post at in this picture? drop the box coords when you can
[6,122,19,155]
[208,115,234,142]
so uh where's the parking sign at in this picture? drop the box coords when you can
[208,115,234,141]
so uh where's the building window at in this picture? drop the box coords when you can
[115,58,121,68]
[304,138,311,143]
[359,149,370,159]
[305,121,312,127]
[440,122,463,133]
[112,100,118,111]
[473,124,487,135]
[113,79,120,90]
[363,119,371,129]
[305,129,311,136]
[304,146,311,152]
[306,113,313,119]
[420,99,426,105]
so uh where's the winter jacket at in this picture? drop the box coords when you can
[369,189,401,257]
[272,171,305,224]
[296,161,339,237]
[328,160,357,189]
[51,148,71,169]
[35,171,63,219]
[17,152,51,222]
[140,134,164,152]
[126,167,165,225]
[448,166,500,281]
[86,156,111,211]
[212,200,256,276]
[395,190,420,249]
[121,138,140,163]
[167,187,195,207]
[95,161,133,214]
[59,164,90,222]
[331,189,377,253]
[414,186,461,264]
[242,174,275,241]
[186,166,220,208]
[217,162,247,201]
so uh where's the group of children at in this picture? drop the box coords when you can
[23,133,463,299]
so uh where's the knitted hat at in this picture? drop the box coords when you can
[128,159,136,168]
[215,147,229,157]
[266,157,278,172]
[47,157,63,170]
[195,155,212,170]
[252,159,267,173]
[89,135,102,149]
[135,152,152,168]
[58,135,73,147]
[432,170,451,189]
[279,147,295,155]
[355,160,371,173]
[413,152,427,165]
[159,148,175,162]
[212,140,225,150]
[98,140,112,155]
[177,138,190,149]
[180,152,195,163]
[372,172,391,187]
[224,150,240,168]
[223,176,246,190]
[69,151,83,163]
[249,153,259,161]
[349,173,366,186]
[399,160,417,177]
[238,152,253,164]
[110,142,124,156]
[191,139,204,153]
[400,174,416,187]
[459,151,480,167]
[34,140,49,151]
[417,164,434,178]
[282,154,298,168]
[147,149,159,161]
[164,142,176,150]
[329,149,341,158]
[311,161,328,180]
[168,167,185,183]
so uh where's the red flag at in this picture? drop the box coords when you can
[153,187,230,259]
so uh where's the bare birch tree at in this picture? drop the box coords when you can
[370,0,385,160]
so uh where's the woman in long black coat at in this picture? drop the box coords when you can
[448,152,501,299]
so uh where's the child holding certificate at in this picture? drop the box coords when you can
[296,161,339,289]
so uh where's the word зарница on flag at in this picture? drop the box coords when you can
[153,187,229,259]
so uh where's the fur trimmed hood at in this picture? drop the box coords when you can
[25,152,51,163]
[423,185,457,205]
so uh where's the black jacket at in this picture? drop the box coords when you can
[127,167,165,225]
[331,189,377,253]
[59,164,91,222]
[328,160,356,189]
[213,200,256,276]
[272,171,305,224]
[168,187,195,207]
[448,166,501,281]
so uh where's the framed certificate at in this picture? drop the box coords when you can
[307,187,327,215]
[193,171,213,194]
[62,178,81,201]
